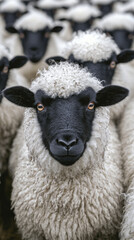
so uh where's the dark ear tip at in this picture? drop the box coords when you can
[46,58,55,65]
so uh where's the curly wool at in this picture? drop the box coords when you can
[61,30,119,62]
[118,99,134,240]
[94,13,134,31]
[55,4,101,22]
[15,11,53,31]
[10,63,123,239]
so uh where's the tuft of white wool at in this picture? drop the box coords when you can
[91,0,115,4]
[94,13,134,31]
[15,11,53,31]
[114,1,134,13]
[0,44,28,173]
[62,30,119,62]
[117,98,134,240]
[55,4,101,22]
[10,63,123,239]
[37,0,79,9]
[0,0,26,13]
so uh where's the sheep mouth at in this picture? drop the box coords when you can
[51,154,83,166]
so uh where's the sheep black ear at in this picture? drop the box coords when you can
[9,56,28,69]
[2,86,35,107]
[117,50,134,64]
[51,26,63,33]
[96,85,129,107]
[46,56,67,65]
[6,26,18,34]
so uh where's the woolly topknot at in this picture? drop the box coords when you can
[94,13,134,31]
[37,0,79,9]
[114,1,134,13]
[0,0,26,13]
[62,30,119,62]
[15,11,53,31]
[31,62,102,98]
[55,4,101,22]
[91,0,115,4]
[0,44,11,59]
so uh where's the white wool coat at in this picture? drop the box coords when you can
[117,98,134,240]
[10,63,123,240]
[6,11,66,82]
[61,30,134,121]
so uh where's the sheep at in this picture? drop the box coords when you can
[117,98,134,240]
[55,3,101,38]
[47,30,134,121]
[0,0,27,40]
[90,0,116,16]
[5,10,65,82]
[93,12,134,50]
[0,44,28,175]
[3,61,129,240]
[34,0,79,18]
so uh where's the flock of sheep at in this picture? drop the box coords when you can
[0,0,134,239]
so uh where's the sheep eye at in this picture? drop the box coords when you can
[128,34,133,40]
[20,32,25,39]
[110,61,116,69]
[2,66,8,73]
[37,103,45,111]
[88,102,95,110]
[44,32,50,38]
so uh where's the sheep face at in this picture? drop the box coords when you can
[3,84,128,167]
[105,29,134,50]
[2,11,26,27]
[0,56,27,103]
[6,26,63,63]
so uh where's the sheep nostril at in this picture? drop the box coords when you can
[57,138,78,149]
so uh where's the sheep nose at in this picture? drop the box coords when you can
[57,137,78,150]
[30,47,38,53]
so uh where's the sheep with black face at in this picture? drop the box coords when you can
[90,0,116,16]
[4,62,129,240]
[6,11,64,81]
[0,0,27,40]
[93,12,134,50]
[0,44,28,174]
[47,30,134,120]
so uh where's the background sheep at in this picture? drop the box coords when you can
[3,62,129,240]
[0,0,27,40]
[6,10,64,82]
[93,12,134,50]
[0,44,28,174]
[48,30,134,120]
[90,0,116,16]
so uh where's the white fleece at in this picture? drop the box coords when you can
[117,98,134,240]
[114,1,134,13]
[61,30,133,120]
[55,4,101,22]
[0,45,28,174]
[6,11,66,82]
[91,0,115,4]
[37,0,79,9]
[94,13,134,31]
[0,0,26,13]
[10,63,123,239]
